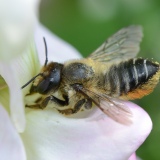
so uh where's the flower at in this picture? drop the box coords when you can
[0,1,152,160]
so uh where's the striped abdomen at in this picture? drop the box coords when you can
[104,58,160,99]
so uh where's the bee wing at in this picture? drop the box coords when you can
[99,96,132,125]
[80,88,132,125]
[88,25,143,63]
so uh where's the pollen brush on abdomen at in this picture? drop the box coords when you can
[104,58,160,100]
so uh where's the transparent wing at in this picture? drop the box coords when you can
[88,25,143,63]
[80,88,132,125]
[99,96,132,125]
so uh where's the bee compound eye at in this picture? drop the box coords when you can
[37,66,62,94]
[37,79,51,94]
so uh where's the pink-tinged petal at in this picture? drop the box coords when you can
[128,153,142,160]
[0,0,40,60]
[128,153,137,160]
[34,24,81,65]
[22,101,152,160]
[0,104,26,160]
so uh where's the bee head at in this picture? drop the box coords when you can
[21,37,63,94]
[30,62,63,94]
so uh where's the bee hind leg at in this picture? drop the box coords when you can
[84,98,92,110]
[58,98,92,115]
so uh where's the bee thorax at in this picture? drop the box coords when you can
[63,62,94,83]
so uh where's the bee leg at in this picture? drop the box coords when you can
[41,95,69,109]
[84,98,92,110]
[25,104,41,109]
[58,99,86,115]
[26,95,69,109]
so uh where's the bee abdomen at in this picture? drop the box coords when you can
[105,58,160,96]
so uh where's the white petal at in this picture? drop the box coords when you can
[0,104,26,160]
[0,0,40,60]
[0,62,25,132]
[0,42,40,132]
[22,102,152,160]
[34,24,81,65]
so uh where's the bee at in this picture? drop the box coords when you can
[22,25,160,124]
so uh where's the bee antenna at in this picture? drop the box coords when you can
[21,73,43,89]
[21,37,48,89]
[43,37,48,66]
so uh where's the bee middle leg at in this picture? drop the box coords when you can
[58,98,92,115]
[40,95,69,109]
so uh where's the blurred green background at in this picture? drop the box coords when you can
[39,0,160,159]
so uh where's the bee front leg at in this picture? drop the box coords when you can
[26,104,42,109]
[26,95,68,110]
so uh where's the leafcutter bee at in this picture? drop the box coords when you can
[22,25,160,124]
